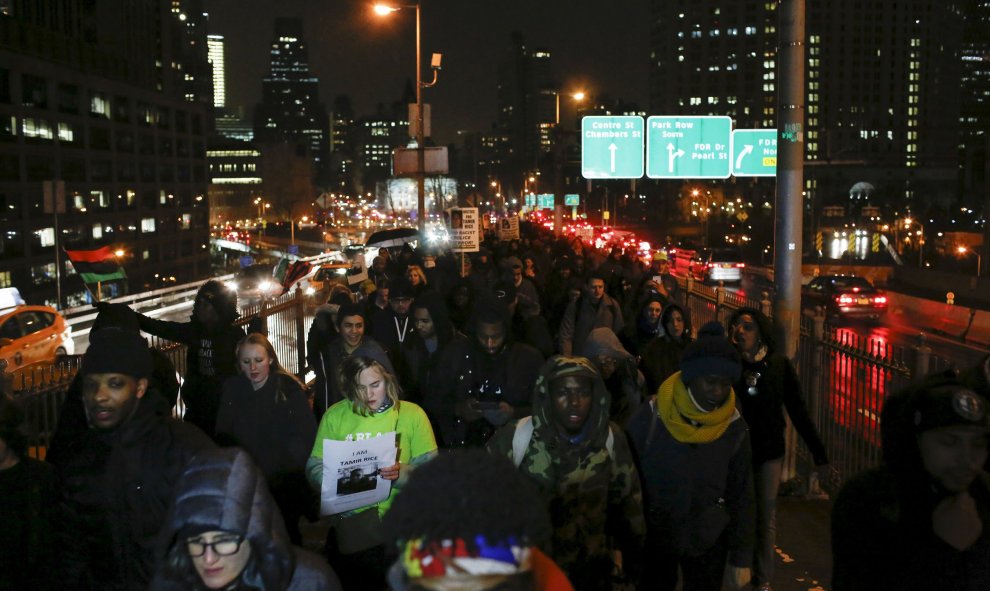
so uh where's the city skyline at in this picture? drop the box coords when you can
[206,0,652,144]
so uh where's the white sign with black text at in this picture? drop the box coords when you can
[320,433,397,515]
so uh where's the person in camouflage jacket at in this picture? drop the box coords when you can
[487,355,646,590]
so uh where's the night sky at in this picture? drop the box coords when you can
[207,0,651,144]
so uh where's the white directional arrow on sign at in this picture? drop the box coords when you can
[608,143,618,173]
[735,144,753,170]
[667,143,685,172]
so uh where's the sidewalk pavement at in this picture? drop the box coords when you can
[772,495,833,591]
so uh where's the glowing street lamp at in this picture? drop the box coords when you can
[374,2,441,234]
[958,245,982,277]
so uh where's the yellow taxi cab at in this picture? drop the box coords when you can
[0,288,74,373]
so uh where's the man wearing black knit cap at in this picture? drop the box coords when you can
[51,328,214,591]
[627,321,755,591]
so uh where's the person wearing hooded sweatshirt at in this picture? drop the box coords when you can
[487,356,646,591]
[832,374,990,591]
[150,448,339,591]
[580,327,646,426]
[726,307,828,591]
[625,295,666,357]
[626,321,754,591]
[129,279,246,436]
[51,329,215,590]
[639,303,692,397]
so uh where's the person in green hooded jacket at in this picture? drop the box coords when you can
[487,355,645,591]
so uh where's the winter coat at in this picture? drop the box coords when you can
[216,373,317,481]
[51,395,215,590]
[0,457,57,590]
[150,448,340,591]
[487,356,645,590]
[137,314,246,435]
[558,293,624,356]
[425,334,543,448]
[626,394,755,567]
[832,466,990,591]
[580,327,646,426]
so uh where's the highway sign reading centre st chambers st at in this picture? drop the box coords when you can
[646,116,731,179]
[581,116,645,179]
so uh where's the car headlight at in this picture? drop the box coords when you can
[305,286,315,295]
[224,281,237,291]
[259,280,273,292]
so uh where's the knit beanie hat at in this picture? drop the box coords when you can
[679,321,742,384]
[82,328,153,379]
[196,279,239,323]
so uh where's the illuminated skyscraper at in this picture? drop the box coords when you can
[253,18,330,181]
[207,34,225,108]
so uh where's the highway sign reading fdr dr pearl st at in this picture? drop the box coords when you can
[645,115,731,179]
[581,115,645,179]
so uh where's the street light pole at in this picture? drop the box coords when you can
[415,0,426,235]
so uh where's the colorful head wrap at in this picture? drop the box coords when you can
[402,536,531,579]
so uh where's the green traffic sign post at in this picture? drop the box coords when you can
[581,116,644,179]
[731,129,777,177]
[645,116,731,179]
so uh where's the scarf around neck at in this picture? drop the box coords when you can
[656,371,737,443]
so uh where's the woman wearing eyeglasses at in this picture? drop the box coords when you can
[726,308,829,591]
[150,447,340,591]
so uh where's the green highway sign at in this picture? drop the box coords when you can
[564,194,580,206]
[646,116,731,179]
[731,129,777,177]
[581,116,644,179]
[537,194,555,209]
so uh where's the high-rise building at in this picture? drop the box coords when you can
[207,34,225,108]
[960,0,990,207]
[252,18,329,182]
[355,101,410,197]
[649,1,967,212]
[495,32,557,195]
[0,0,211,306]
[169,0,212,106]
[328,95,356,194]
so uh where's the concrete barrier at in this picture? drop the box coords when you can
[887,291,990,347]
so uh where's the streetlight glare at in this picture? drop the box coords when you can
[373,4,399,16]
[958,246,968,254]
[572,91,586,101]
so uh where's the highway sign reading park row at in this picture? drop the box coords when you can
[731,129,777,177]
[581,116,645,179]
[645,116,731,179]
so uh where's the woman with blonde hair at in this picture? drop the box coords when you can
[306,355,437,590]
[405,264,430,297]
[216,332,317,545]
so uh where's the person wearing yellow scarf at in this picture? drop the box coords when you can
[656,370,739,444]
[627,321,754,591]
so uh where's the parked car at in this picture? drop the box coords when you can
[802,274,888,321]
[689,248,745,284]
[0,288,73,373]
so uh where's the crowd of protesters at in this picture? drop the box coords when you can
[1,220,988,591]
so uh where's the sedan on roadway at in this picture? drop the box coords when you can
[803,274,888,321]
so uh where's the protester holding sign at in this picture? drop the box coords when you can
[306,355,437,590]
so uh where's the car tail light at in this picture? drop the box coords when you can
[873,295,888,305]
[736,262,746,268]
[836,295,855,305]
